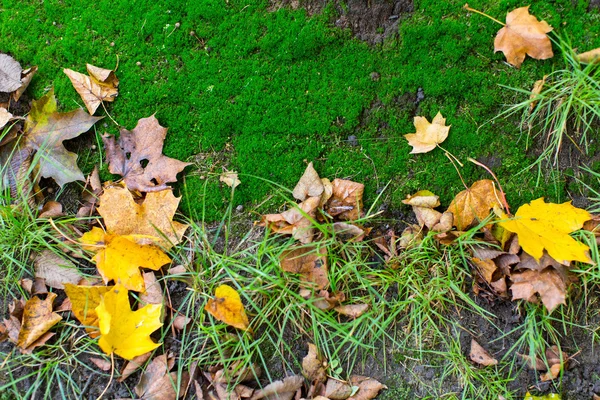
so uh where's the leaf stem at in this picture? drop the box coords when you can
[437,145,464,167]
[444,152,468,190]
[463,4,505,26]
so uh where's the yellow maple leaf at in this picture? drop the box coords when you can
[80,227,171,292]
[97,186,188,249]
[404,112,450,154]
[499,198,592,264]
[96,285,163,360]
[205,284,250,331]
[64,284,112,338]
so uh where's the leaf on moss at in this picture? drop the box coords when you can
[293,162,324,201]
[403,111,450,154]
[325,178,364,221]
[64,64,119,115]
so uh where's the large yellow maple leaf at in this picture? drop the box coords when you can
[499,198,591,264]
[64,284,112,338]
[80,227,171,292]
[96,285,163,360]
[97,186,188,249]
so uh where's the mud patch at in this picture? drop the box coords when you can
[270,0,414,45]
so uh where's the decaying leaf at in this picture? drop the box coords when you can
[576,47,600,64]
[325,179,364,221]
[403,190,451,231]
[63,64,119,115]
[96,285,163,360]
[510,268,567,312]
[220,169,241,188]
[302,343,327,384]
[17,293,62,351]
[261,197,320,244]
[12,66,37,102]
[23,89,102,186]
[205,284,250,331]
[404,111,450,154]
[97,185,189,249]
[499,198,592,264]
[494,6,553,68]
[33,250,83,290]
[469,339,498,366]
[280,245,329,290]
[89,357,112,371]
[0,107,13,130]
[311,290,345,311]
[135,353,189,399]
[347,375,387,400]
[334,304,370,319]
[332,222,369,242]
[293,162,324,201]
[77,167,103,218]
[0,53,23,93]
[119,352,153,382]
[250,375,303,400]
[103,115,191,192]
[448,180,501,231]
[64,284,112,338]
[529,75,547,112]
[471,257,497,284]
[325,378,353,399]
[81,228,171,292]
[140,272,164,307]
[38,200,64,218]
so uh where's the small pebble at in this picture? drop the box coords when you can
[236,205,244,212]
[136,61,141,66]
[370,71,380,82]
[110,41,115,47]
[91,145,97,150]
[416,87,425,103]
[47,188,54,194]
[347,135,358,146]
[175,22,180,28]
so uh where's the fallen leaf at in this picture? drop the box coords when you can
[471,257,497,284]
[135,353,189,399]
[140,272,164,307]
[103,115,191,192]
[576,47,600,64]
[250,375,303,400]
[81,228,171,292]
[280,245,329,290]
[540,363,562,382]
[469,339,498,366]
[347,376,386,400]
[334,304,370,319]
[220,169,241,188]
[63,63,119,115]
[173,314,191,330]
[0,54,22,92]
[498,198,592,264]
[0,107,13,130]
[510,268,567,312]
[12,66,37,102]
[311,290,345,310]
[119,352,153,382]
[494,6,553,68]
[89,357,112,371]
[0,142,34,206]
[402,190,445,229]
[96,285,163,360]
[293,162,324,201]
[17,292,62,350]
[326,179,364,221]
[97,185,189,249]
[261,197,320,243]
[302,343,327,384]
[448,180,501,231]
[516,251,563,272]
[205,284,250,331]
[332,222,369,241]
[38,201,64,218]
[325,378,353,399]
[529,75,547,112]
[403,111,450,154]
[77,167,102,218]
[64,284,112,338]
[23,89,102,186]
[33,250,82,290]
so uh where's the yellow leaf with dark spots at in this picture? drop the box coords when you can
[205,285,249,331]
[17,293,62,350]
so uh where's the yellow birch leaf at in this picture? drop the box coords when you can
[64,284,112,338]
[96,285,162,360]
[403,112,450,154]
[499,198,591,264]
[205,284,249,331]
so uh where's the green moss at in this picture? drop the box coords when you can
[2,0,599,220]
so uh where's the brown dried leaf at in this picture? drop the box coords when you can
[119,352,153,382]
[494,6,553,68]
[293,162,324,201]
[220,169,241,188]
[0,107,13,130]
[0,54,22,92]
[448,180,501,231]
[540,363,562,382]
[103,115,191,192]
[529,75,547,112]
[261,197,320,243]
[332,222,368,242]
[510,268,567,312]
[312,290,345,311]
[471,257,497,284]
[34,250,82,290]
[576,47,600,64]
[280,245,328,290]
[326,179,364,221]
[250,375,303,400]
[173,314,191,331]
[12,66,37,102]
[139,272,164,307]
[347,376,386,400]
[302,343,327,384]
[135,354,189,399]
[325,378,353,399]
[89,357,112,371]
[39,201,63,218]
[63,64,119,115]
[516,251,563,272]
[402,190,443,229]
[469,339,498,366]
[17,293,62,350]
[334,304,370,319]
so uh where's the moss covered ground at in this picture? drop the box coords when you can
[2,1,600,218]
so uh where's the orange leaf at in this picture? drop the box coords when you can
[17,293,62,350]
[205,285,250,331]
[448,180,501,230]
[404,112,450,154]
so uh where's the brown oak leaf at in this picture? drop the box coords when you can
[103,115,191,192]
[494,6,553,68]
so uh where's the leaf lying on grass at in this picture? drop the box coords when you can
[205,284,250,331]
[469,338,498,366]
[280,245,329,290]
[17,293,62,352]
[64,284,112,338]
[447,179,501,230]
[133,353,189,400]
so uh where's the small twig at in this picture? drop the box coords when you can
[96,353,114,400]
[437,144,464,167]
[463,4,505,26]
